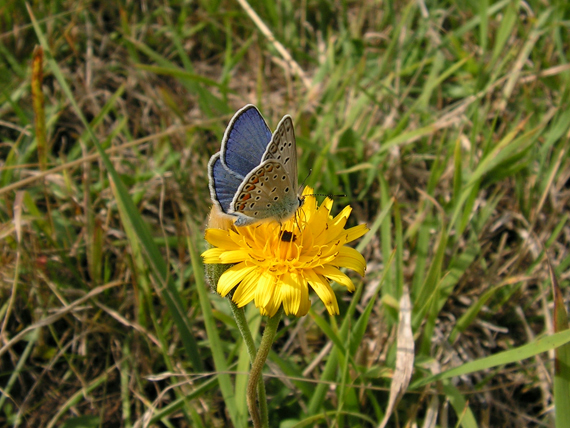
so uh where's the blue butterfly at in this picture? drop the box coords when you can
[208,105,303,227]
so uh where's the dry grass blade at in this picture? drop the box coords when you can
[377,285,414,428]
[235,0,311,89]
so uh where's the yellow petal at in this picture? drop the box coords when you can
[305,269,339,315]
[308,210,331,243]
[232,268,262,308]
[302,186,314,197]
[205,228,241,249]
[280,272,310,317]
[322,197,333,211]
[327,209,351,238]
[345,224,369,243]
[314,265,356,292]
[300,193,317,222]
[260,284,282,317]
[297,286,311,316]
[280,273,298,315]
[333,205,352,223]
[201,247,225,263]
[217,264,256,296]
[219,249,248,264]
[334,246,366,276]
[295,271,310,316]
[255,270,277,308]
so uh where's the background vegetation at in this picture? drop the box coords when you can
[1,0,570,427]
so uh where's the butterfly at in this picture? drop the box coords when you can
[208,105,303,227]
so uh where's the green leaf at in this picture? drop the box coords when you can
[412,329,570,389]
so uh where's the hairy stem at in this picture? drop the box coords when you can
[246,308,283,428]
[228,300,268,425]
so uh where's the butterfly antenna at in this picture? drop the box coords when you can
[306,192,346,198]
[301,169,345,198]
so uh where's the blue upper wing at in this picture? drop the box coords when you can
[221,105,272,178]
[208,152,243,214]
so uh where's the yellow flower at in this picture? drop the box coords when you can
[202,187,368,317]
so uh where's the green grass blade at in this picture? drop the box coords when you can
[550,259,570,427]
[309,309,346,355]
[412,329,570,389]
[448,280,509,344]
[442,382,479,428]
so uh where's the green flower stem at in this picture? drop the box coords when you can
[228,300,268,425]
[247,308,283,428]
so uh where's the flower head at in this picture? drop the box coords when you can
[202,187,368,317]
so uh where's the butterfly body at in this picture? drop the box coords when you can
[208,105,302,226]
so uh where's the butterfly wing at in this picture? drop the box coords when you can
[262,115,298,193]
[230,159,299,226]
[221,105,272,178]
[208,152,244,214]
[210,106,300,226]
